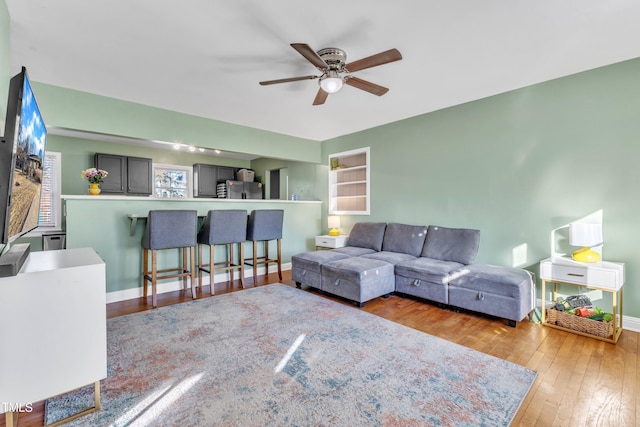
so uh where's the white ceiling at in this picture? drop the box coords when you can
[6,0,640,142]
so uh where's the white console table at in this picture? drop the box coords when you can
[0,248,107,426]
[540,256,624,343]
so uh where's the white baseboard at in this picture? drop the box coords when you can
[106,262,291,304]
[536,298,639,333]
[623,315,640,333]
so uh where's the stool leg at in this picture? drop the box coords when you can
[210,244,215,295]
[276,238,282,281]
[143,248,149,298]
[239,242,245,289]
[190,246,196,299]
[151,250,158,308]
[253,241,258,285]
[228,243,234,283]
[182,247,188,291]
[264,240,269,276]
[198,243,204,289]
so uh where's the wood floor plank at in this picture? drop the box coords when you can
[2,270,637,427]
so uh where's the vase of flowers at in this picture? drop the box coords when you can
[81,168,109,195]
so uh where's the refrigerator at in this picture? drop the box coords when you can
[223,180,263,199]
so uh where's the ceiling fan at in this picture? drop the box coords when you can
[259,43,402,105]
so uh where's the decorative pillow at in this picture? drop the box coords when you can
[381,223,427,257]
[346,222,387,252]
[421,225,480,264]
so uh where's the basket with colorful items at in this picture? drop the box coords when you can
[546,295,614,339]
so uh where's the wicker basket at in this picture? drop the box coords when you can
[547,308,613,338]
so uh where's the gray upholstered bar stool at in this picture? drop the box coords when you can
[245,209,284,285]
[142,210,198,308]
[197,209,248,293]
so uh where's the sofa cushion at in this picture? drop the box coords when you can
[448,263,532,298]
[291,250,353,274]
[447,263,535,322]
[421,225,480,264]
[361,251,417,265]
[332,246,377,257]
[346,222,387,252]
[395,257,464,284]
[381,223,427,257]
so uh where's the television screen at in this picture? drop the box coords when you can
[0,67,47,244]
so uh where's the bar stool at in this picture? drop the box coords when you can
[197,209,248,293]
[142,210,198,308]
[245,209,284,285]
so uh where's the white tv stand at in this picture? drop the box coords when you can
[0,248,107,426]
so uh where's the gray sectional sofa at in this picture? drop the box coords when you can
[292,222,535,326]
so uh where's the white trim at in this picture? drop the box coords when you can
[623,315,640,333]
[152,163,193,199]
[105,263,291,304]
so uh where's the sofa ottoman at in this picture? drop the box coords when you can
[292,250,355,289]
[448,263,535,324]
[395,257,465,304]
[292,222,386,289]
[321,257,395,307]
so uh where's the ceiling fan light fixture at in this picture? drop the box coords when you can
[320,71,344,94]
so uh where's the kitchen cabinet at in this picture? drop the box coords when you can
[217,166,236,182]
[95,153,125,193]
[95,153,152,195]
[193,163,218,197]
[193,164,237,197]
[126,156,153,194]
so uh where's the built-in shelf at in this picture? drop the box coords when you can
[329,147,370,215]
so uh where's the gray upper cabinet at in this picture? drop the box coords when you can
[95,153,125,193]
[193,163,217,197]
[95,153,152,195]
[126,156,152,195]
[193,163,237,197]
[217,166,236,182]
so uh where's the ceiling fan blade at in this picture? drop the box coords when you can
[313,88,328,105]
[259,75,319,85]
[344,76,389,96]
[291,43,328,70]
[345,48,402,73]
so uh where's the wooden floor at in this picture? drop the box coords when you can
[3,270,638,426]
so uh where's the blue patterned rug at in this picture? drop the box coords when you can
[46,284,535,426]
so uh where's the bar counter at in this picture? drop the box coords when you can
[62,195,322,301]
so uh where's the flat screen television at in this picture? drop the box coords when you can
[0,66,47,275]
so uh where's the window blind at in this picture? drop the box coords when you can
[39,151,61,228]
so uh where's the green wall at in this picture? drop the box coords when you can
[323,57,640,316]
[251,157,324,202]
[32,82,322,163]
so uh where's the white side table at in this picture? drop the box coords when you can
[540,256,624,343]
[0,248,107,425]
[315,235,348,249]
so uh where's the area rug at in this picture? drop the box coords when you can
[45,284,536,426]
